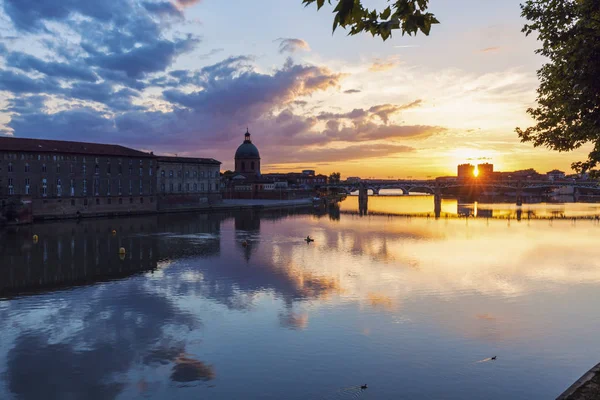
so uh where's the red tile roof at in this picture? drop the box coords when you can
[0,136,154,158]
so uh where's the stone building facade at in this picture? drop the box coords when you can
[156,156,222,210]
[0,137,222,222]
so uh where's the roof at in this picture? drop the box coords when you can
[157,156,221,165]
[235,142,260,159]
[0,136,154,158]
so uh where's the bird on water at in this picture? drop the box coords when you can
[491,356,497,360]
[361,384,368,390]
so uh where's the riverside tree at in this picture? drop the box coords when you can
[302,0,439,40]
[516,0,600,177]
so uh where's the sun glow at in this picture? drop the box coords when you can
[473,166,479,177]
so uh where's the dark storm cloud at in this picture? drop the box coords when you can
[5,51,98,82]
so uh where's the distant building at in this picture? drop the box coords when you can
[302,170,315,176]
[546,169,566,181]
[346,177,361,183]
[477,163,493,179]
[457,164,475,179]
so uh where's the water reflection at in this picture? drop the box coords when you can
[1,205,600,399]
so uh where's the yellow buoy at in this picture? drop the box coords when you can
[111,230,117,235]
[119,247,126,255]
[33,234,39,243]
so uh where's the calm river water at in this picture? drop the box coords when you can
[1,197,600,399]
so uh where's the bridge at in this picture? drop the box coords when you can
[325,179,600,196]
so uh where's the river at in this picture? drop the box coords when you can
[1,197,600,399]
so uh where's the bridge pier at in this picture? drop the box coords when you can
[358,183,368,216]
[516,180,523,206]
[434,183,441,219]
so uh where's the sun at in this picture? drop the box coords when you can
[473,165,479,177]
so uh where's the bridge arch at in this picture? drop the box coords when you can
[407,186,435,195]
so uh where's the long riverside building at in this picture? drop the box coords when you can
[0,136,221,222]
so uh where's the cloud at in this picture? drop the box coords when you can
[275,38,311,54]
[175,0,202,7]
[480,47,501,53]
[268,143,415,163]
[197,48,224,60]
[318,100,422,124]
[5,51,98,82]
[369,58,400,72]
[344,89,361,94]
[87,35,200,79]
[142,1,183,18]
[0,70,61,94]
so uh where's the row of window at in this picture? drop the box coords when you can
[6,178,152,196]
[160,182,219,192]
[5,163,151,176]
[160,169,219,178]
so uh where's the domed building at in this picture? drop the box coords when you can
[234,129,261,177]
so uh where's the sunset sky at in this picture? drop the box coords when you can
[0,0,592,178]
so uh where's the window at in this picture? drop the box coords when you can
[185,171,189,178]
[201,171,205,178]
[169,183,173,192]
[56,178,62,197]
[82,165,86,175]
[178,183,182,192]
[241,162,245,171]
[42,164,47,173]
[201,183,204,191]
[193,171,197,178]
[107,164,111,174]
[161,183,165,192]
[24,163,29,173]
[149,167,153,176]
[42,179,47,197]
[186,183,190,192]
[95,164,99,174]
[56,164,61,173]
[118,179,122,195]
[139,181,143,195]
[83,179,87,195]
[129,180,132,195]
[177,170,182,178]
[93,178,99,196]
[140,197,144,204]
[8,178,14,195]
[84,198,88,206]
[25,178,30,195]
[70,179,75,196]
[169,170,173,178]
[107,180,111,196]
[161,170,165,177]
[129,165,133,175]
[193,183,197,191]
[251,161,255,170]
[139,167,143,177]
[215,183,218,191]
[118,165,122,174]
[70,164,74,173]
[96,198,100,205]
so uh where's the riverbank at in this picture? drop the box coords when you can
[557,363,600,400]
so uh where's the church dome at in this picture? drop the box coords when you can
[235,130,260,159]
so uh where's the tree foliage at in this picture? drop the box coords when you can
[516,0,600,176]
[328,172,341,183]
[302,0,439,40]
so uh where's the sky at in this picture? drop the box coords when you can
[0,0,592,178]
